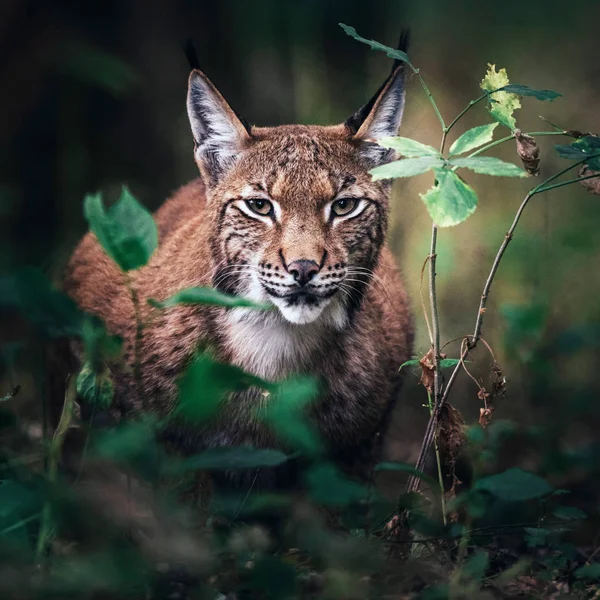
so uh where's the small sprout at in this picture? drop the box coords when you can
[515,129,540,176]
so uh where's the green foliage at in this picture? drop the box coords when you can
[476,467,553,501]
[339,23,413,68]
[378,137,441,157]
[258,376,322,456]
[480,65,522,130]
[462,550,489,581]
[449,156,528,177]
[370,157,444,180]
[84,187,158,272]
[305,463,368,506]
[449,123,498,156]
[5,267,83,338]
[170,446,289,472]
[177,353,266,423]
[149,286,270,310]
[499,84,562,101]
[574,563,600,580]
[555,136,600,170]
[420,169,478,227]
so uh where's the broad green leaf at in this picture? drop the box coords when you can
[499,84,561,101]
[170,446,289,472]
[148,286,270,311]
[305,463,368,506]
[84,187,158,272]
[420,168,478,227]
[94,416,159,462]
[177,354,266,423]
[476,467,553,501]
[449,123,498,156]
[7,268,83,338]
[76,362,114,409]
[480,65,521,130]
[259,376,322,456]
[378,137,440,158]
[449,156,528,177]
[370,157,444,181]
[375,462,438,490]
[574,564,600,580]
[339,24,412,67]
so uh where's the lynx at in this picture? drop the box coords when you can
[63,47,414,488]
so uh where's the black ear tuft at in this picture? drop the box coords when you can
[345,28,411,136]
[184,39,201,71]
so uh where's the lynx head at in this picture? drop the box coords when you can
[186,56,406,327]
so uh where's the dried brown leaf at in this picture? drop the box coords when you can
[418,349,447,394]
[579,164,600,195]
[437,403,466,504]
[479,407,494,428]
[515,129,540,176]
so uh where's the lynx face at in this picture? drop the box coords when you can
[187,62,406,326]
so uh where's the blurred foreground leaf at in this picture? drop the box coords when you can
[476,467,553,501]
[170,446,289,472]
[499,84,561,101]
[305,463,368,507]
[84,187,158,272]
[177,354,266,423]
[149,286,269,310]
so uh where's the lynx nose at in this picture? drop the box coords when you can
[287,259,319,287]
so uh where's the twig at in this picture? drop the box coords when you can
[406,154,600,492]
[36,375,77,558]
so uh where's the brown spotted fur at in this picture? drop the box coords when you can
[62,63,414,488]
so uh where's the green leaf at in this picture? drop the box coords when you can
[420,168,478,227]
[171,446,289,472]
[305,463,368,506]
[574,564,600,580]
[556,137,600,170]
[480,65,521,130]
[399,359,419,370]
[81,315,123,369]
[375,462,439,491]
[177,354,266,423]
[84,187,158,272]
[378,137,440,158]
[499,84,561,101]
[7,268,84,338]
[76,362,114,409]
[370,157,445,180]
[339,24,413,67]
[476,467,553,501]
[449,156,528,177]
[462,550,489,581]
[259,377,322,456]
[148,286,270,311]
[552,506,587,521]
[449,123,498,156]
[439,358,461,368]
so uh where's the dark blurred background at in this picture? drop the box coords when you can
[1,0,599,477]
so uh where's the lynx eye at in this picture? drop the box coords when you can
[245,198,273,217]
[331,198,358,217]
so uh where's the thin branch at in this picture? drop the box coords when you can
[406,154,600,493]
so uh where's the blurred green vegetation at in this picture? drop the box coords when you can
[1,0,600,597]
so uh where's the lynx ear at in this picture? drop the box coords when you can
[187,69,252,185]
[346,66,406,165]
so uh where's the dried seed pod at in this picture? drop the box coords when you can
[579,164,600,195]
[515,129,540,176]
